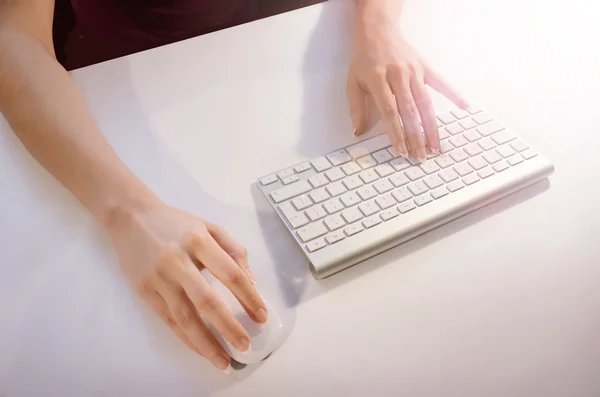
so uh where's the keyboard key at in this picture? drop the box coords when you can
[287,212,309,228]
[342,161,362,175]
[491,130,516,146]
[387,146,401,158]
[472,112,494,125]
[459,118,478,130]
[405,167,426,181]
[493,161,510,172]
[467,105,483,114]
[356,185,378,201]
[380,208,399,221]
[482,151,502,164]
[447,180,465,192]
[375,164,395,177]
[309,187,330,203]
[341,207,363,224]
[324,198,344,214]
[309,173,329,188]
[496,145,516,158]
[324,214,346,231]
[344,223,364,236]
[507,156,524,166]
[294,163,312,173]
[423,175,444,189]
[468,156,488,171]
[326,231,346,245]
[357,155,377,169]
[420,162,441,175]
[450,108,470,119]
[398,200,417,214]
[476,120,504,137]
[434,154,455,169]
[478,167,495,179]
[454,163,474,176]
[325,167,345,182]
[440,140,454,154]
[437,112,456,125]
[359,169,379,184]
[342,175,363,191]
[327,149,352,166]
[270,180,312,203]
[305,204,327,221]
[449,149,469,163]
[373,179,394,194]
[390,158,411,171]
[347,134,392,159]
[414,195,433,207]
[510,140,529,153]
[478,138,497,151]
[449,135,468,148]
[438,128,451,140]
[282,175,299,185]
[292,195,313,210]
[373,149,394,164]
[261,175,278,186]
[408,181,429,196]
[362,216,382,229]
[389,172,410,187]
[392,187,413,203]
[278,169,295,179]
[464,143,483,157]
[522,149,537,160]
[359,200,380,216]
[311,157,332,172]
[462,174,480,185]
[326,181,347,196]
[446,123,464,136]
[375,194,396,210]
[297,222,328,242]
[306,238,327,252]
[439,168,460,183]
[463,129,481,142]
[340,191,361,207]
[431,187,449,199]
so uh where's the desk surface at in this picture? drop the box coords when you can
[1,1,599,396]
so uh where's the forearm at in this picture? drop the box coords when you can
[0,29,158,228]
[354,0,403,26]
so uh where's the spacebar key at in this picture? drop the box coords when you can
[347,134,392,159]
[270,180,312,203]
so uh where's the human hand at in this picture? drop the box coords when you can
[106,200,267,373]
[347,16,469,161]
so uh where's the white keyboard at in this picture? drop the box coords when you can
[257,106,554,279]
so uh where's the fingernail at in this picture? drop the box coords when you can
[256,308,268,323]
[246,268,256,285]
[418,157,427,163]
[213,356,231,373]
[352,127,357,136]
[235,337,251,353]
[431,148,440,155]
[396,146,409,158]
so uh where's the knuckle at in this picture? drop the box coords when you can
[197,293,220,312]
[389,63,409,77]
[235,247,248,261]
[173,306,193,326]
[188,231,212,250]
[403,102,419,118]
[381,101,398,119]
[225,268,246,288]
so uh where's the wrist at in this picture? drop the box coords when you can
[354,0,402,41]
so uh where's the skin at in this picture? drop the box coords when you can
[0,0,466,373]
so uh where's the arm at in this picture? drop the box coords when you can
[348,0,468,160]
[0,0,266,373]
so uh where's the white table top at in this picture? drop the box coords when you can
[1,0,599,396]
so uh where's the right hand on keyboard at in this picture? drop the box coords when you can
[107,201,267,373]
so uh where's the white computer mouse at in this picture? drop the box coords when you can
[201,271,284,365]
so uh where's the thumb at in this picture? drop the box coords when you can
[347,79,368,136]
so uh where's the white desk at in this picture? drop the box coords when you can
[1,1,599,396]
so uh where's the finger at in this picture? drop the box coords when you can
[140,285,198,353]
[424,68,469,110]
[154,275,232,374]
[368,76,409,156]
[347,78,368,136]
[206,222,255,285]
[388,67,427,161]
[168,256,252,354]
[410,76,439,153]
[187,232,268,324]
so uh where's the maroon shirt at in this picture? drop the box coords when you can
[67,0,257,67]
